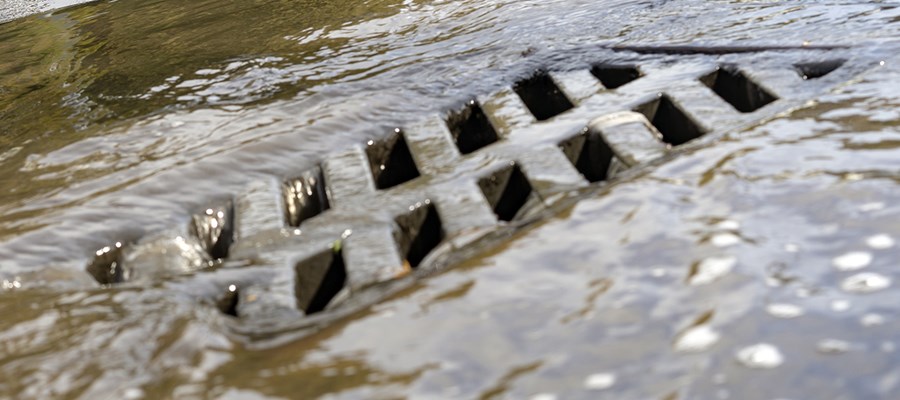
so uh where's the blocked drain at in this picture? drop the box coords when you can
[80,45,877,337]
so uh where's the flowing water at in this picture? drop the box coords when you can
[1,0,900,398]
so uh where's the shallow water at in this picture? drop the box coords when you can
[2,0,900,398]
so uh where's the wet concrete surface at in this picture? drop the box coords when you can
[2,0,900,398]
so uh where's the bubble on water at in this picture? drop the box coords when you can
[584,373,616,390]
[674,325,721,352]
[859,202,885,212]
[817,339,850,354]
[717,220,741,230]
[784,243,800,253]
[832,251,872,271]
[766,303,804,319]
[841,272,891,293]
[831,299,851,312]
[651,268,667,277]
[861,313,885,327]
[866,234,895,249]
[530,393,558,400]
[689,256,737,285]
[711,233,741,247]
[123,388,144,400]
[736,343,784,369]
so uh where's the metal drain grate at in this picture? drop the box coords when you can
[84,45,882,337]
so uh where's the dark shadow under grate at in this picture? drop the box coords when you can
[190,201,234,259]
[478,164,534,222]
[591,64,642,89]
[634,95,706,146]
[395,202,444,268]
[86,243,127,285]
[295,247,347,315]
[446,100,499,155]
[559,131,615,182]
[700,66,777,113]
[366,130,420,190]
[513,71,574,121]
[283,166,330,227]
[794,60,845,80]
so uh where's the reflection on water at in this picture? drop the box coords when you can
[2,0,900,398]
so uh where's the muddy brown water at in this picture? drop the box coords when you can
[2,0,900,398]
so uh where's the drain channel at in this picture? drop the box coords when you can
[77,46,872,335]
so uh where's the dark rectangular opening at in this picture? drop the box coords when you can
[512,71,574,121]
[216,285,240,317]
[446,100,499,155]
[366,130,420,190]
[700,67,777,113]
[478,164,534,222]
[295,247,347,315]
[559,132,615,182]
[283,166,330,227]
[86,243,127,285]
[591,64,642,89]
[794,60,845,80]
[634,95,706,146]
[189,201,234,259]
[396,203,445,268]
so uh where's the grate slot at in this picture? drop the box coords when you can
[216,285,240,317]
[512,71,574,121]
[794,60,845,80]
[190,201,234,259]
[478,164,534,222]
[700,67,777,112]
[295,246,347,314]
[634,95,706,146]
[446,100,499,154]
[86,242,127,284]
[590,64,642,89]
[559,131,615,182]
[366,130,421,190]
[283,166,330,227]
[395,203,445,268]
